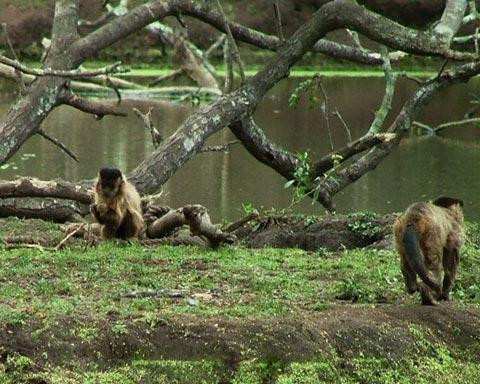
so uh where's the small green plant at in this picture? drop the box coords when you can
[241,202,259,215]
[347,212,382,238]
[111,323,129,335]
[288,74,323,110]
[284,152,343,206]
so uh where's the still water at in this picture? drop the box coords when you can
[1,75,479,221]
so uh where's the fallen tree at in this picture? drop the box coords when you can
[0,0,479,224]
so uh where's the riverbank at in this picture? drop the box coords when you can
[0,215,479,383]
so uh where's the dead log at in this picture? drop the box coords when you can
[146,204,236,247]
[0,197,86,223]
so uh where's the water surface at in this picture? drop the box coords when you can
[1,75,479,221]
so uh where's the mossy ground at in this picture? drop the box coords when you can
[0,217,479,383]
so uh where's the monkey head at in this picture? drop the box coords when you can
[97,167,124,198]
[432,196,464,208]
[432,196,464,225]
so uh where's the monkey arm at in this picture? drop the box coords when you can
[90,204,106,224]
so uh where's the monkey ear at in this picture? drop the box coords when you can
[432,196,464,208]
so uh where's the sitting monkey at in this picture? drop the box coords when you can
[90,167,144,240]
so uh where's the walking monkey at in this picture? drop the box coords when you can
[393,196,464,305]
[90,167,144,240]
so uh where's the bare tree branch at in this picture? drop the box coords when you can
[1,23,27,93]
[315,60,480,211]
[434,0,468,47]
[149,69,185,87]
[367,47,397,135]
[272,0,285,42]
[37,129,79,163]
[205,35,226,58]
[0,56,129,78]
[0,178,92,204]
[214,0,246,83]
[59,91,127,119]
[333,107,352,142]
[78,11,114,28]
[133,107,162,148]
[199,140,240,153]
[223,39,234,93]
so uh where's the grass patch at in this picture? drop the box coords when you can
[1,218,480,382]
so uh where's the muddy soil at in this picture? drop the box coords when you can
[238,212,397,251]
[1,305,479,372]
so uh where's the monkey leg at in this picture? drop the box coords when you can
[439,247,459,301]
[102,224,120,239]
[101,213,122,240]
[401,257,419,294]
[115,210,138,240]
[418,252,442,306]
[419,283,436,306]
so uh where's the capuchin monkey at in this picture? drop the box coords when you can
[90,167,144,240]
[393,196,465,305]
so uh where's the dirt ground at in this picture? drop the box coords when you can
[1,305,479,370]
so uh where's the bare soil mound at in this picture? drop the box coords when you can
[1,305,479,370]
[240,212,396,251]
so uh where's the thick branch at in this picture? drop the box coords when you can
[367,48,397,135]
[313,133,396,176]
[316,60,480,211]
[146,205,236,247]
[434,0,468,46]
[71,0,475,69]
[0,56,129,78]
[230,118,299,181]
[59,91,127,119]
[0,178,92,204]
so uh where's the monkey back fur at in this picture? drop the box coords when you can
[393,198,464,305]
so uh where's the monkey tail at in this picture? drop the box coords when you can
[403,225,440,292]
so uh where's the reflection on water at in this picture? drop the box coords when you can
[1,76,480,221]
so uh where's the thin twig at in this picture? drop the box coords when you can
[215,0,246,83]
[205,35,226,58]
[133,107,162,148]
[401,72,424,85]
[333,107,352,142]
[1,23,27,93]
[119,289,187,299]
[106,77,122,104]
[272,0,285,42]
[435,117,480,132]
[149,69,184,87]
[318,80,334,151]
[412,121,435,134]
[223,38,234,93]
[78,12,114,28]
[224,212,259,233]
[430,59,449,83]
[61,91,127,119]
[55,223,86,250]
[37,129,79,162]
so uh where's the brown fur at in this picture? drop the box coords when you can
[393,197,464,305]
[90,168,144,240]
